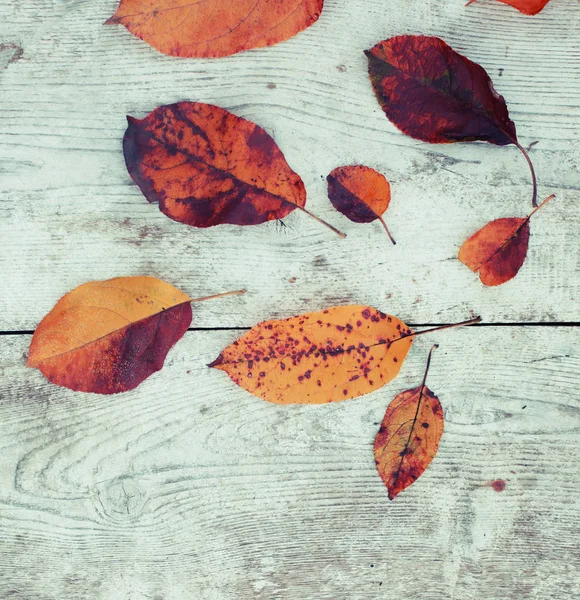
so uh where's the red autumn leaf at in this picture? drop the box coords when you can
[327,165,396,244]
[459,194,554,286]
[365,35,537,207]
[374,344,443,500]
[209,306,480,404]
[105,0,324,58]
[124,102,344,237]
[27,277,244,394]
[467,0,551,15]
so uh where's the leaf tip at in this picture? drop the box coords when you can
[104,15,119,26]
[207,354,224,369]
[126,115,139,125]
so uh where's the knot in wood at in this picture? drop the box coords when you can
[96,476,147,522]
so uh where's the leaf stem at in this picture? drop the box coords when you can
[409,316,482,338]
[527,193,555,221]
[515,141,538,208]
[190,289,246,303]
[379,216,397,245]
[419,344,439,390]
[389,344,438,500]
[297,206,347,238]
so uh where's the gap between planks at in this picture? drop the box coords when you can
[1,322,579,336]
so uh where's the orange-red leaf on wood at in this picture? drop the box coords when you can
[374,345,443,500]
[124,102,304,227]
[327,165,396,244]
[105,0,324,58]
[459,194,554,286]
[467,0,550,15]
[124,102,344,236]
[365,35,537,206]
[27,276,192,394]
[209,306,414,404]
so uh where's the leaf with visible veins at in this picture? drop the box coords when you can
[459,194,555,286]
[124,102,344,237]
[327,165,396,244]
[27,277,245,394]
[209,307,480,404]
[374,345,443,500]
[365,35,538,207]
[106,0,325,58]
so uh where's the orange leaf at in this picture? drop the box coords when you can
[124,102,344,237]
[467,0,550,15]
[327,165,396,244]
[209,306,480,405]
[209,305,413,404]
[459,194,554,286]
[374,345,443,500]
[27,278,245,394]
[105,0,325,58]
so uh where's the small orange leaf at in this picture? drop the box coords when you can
[105,0,325,58]
[209,307,480,405]
[327,165,396,244]
[374,345,443,500]
[459,194,554,286]
[467,0,550,16]
[124,102,344,237]
[27,278,244,394]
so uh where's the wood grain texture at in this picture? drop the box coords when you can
[0,0,579,329]
[1,328,579,599]
[1,0,579,597]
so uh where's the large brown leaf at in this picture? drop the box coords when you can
[209,307,480,404]
[374,345,444,500]
[365,35,537,206]
[27,277,244,394]
[124,102,344,236]
[106,0,325,58]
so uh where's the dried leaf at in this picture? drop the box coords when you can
[124,102,344,237]
[209,307,480,404]
[459,194,554,286]
[327,165,396,244]
[27,277,244,394]
[374,345,443,500]
[105,0,324,58]
[467,0,551,15]
[365,35,537,206]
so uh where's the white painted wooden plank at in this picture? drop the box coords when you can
[0,327,578,599]
[0,0,579,328]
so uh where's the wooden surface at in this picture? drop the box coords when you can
[1,0,579,598]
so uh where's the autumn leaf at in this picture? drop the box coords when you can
[365,35,538,207]
[374,344,443,500]
[466,0,551,15]
[105,0,324,58]
[124,102,345,237]
[327,165,396,244]
[459,194,554,286]
[27,277,245,394]
[209,307,480,404]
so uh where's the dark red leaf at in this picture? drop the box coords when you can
[365,35,537,206]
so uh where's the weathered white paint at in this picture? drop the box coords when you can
[0,0,578,329]
[1,328,579,599]
[1,0,579,597]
